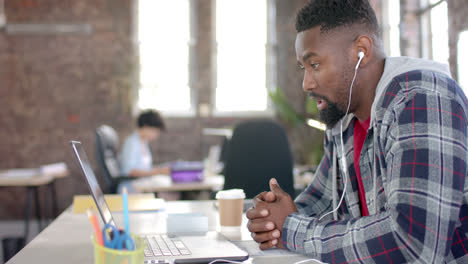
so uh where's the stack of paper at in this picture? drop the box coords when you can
[40,162,68,175]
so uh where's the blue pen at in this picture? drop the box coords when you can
[122,187,132,250]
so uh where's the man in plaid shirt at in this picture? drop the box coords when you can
[246,0,468,263]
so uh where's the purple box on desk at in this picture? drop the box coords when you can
[170,161,204,183]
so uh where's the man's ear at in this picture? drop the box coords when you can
[354,35,373,67]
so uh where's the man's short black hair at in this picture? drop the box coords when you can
[137,109,166,131]
[296,0,379,35]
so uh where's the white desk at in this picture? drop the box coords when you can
[0,168,68,187]
[7,200,320,264]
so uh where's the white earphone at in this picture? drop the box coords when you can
[356,51,365,69]
[319,51,364,221]
[358,51,364,58]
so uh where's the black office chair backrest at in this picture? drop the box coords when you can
[95,125,121,193]
[219,136,230,165]
[222,120,295,199]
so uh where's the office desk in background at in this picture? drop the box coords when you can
[0,165,69,241]
[7,200,321,264]
[132,175,225,193]
[131,171,316,201]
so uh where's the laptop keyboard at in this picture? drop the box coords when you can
[144,234,192,257]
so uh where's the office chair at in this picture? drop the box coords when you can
[219,136,230,165]
[222,120,295,199]
[95,125,126,193]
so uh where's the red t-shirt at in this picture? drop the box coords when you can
[353,117,371,216]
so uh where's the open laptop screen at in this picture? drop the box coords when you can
[70,140,115,226]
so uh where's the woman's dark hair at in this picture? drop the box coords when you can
[137,110,166,131]
[296,0,379,35]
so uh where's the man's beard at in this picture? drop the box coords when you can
[309,93,346,128]
[319,100,346,128]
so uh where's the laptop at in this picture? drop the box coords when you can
[70,140,249,264]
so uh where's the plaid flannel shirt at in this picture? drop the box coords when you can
[283,66,468,263]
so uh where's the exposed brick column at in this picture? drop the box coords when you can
[194,0,212,116]
[400,0,422,57]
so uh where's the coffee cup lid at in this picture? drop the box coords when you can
[216,189,245,199]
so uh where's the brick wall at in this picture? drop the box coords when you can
[0,0,135,219]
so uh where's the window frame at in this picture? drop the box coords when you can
[420,0,450,64]
[457,30,468,94]
[381,0,401,57]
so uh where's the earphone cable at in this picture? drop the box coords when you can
[319,54,362,221]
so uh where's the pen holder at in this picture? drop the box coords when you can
[92,234,144,264]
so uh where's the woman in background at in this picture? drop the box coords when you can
[118,109,171,193]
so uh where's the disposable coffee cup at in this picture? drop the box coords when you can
[216,189,245,227]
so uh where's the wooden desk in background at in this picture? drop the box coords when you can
[0,166,69,241]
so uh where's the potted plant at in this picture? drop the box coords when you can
[269,88,324,166]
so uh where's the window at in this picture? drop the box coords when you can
[458,31,468,94]
[388,0,400,56]
[214,0,273,114]
[137,0,193,115]
[381,0,400,56]
[429,0,449,64]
